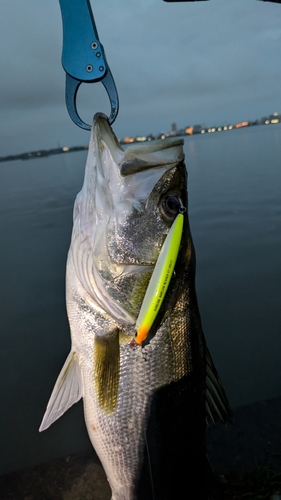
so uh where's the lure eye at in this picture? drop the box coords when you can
[160,193,183,219]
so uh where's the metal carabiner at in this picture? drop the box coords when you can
[59,0,119,130]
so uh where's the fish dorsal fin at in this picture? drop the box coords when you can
[205,347,232,426]
[39,351,83,432]
[94,330,120,414]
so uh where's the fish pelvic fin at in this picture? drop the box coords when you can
[206,347,232,427]
[94,329,120,414]
[39,351,83,432]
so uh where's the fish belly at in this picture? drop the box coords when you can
[67,256,207,499]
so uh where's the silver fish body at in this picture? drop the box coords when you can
[40,114,231,500]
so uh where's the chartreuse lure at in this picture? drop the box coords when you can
[135,213,184,344]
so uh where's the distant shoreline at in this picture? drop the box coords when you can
[1,116,280,164]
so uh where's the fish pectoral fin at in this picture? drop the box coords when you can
[94,330,120,414]
[39,351,83,432]
[205,347,232,427]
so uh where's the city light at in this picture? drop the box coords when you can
[123,137,135,143]
[1,112,280,163]
[235,121,249,129]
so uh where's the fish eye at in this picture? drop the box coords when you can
[160,193,182,219]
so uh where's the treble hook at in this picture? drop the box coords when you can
[59,0,119,129]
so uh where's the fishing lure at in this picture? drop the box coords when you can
[135,213,184,344]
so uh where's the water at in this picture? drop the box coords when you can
[0,124,280,475]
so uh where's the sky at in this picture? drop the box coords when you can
[0,0,281,155]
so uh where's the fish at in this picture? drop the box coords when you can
[39,113,232,500]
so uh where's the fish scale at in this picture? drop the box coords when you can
[40,113,232,500]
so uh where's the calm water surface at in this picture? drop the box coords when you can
[0,124,280,474]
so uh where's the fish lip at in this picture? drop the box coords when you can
[93,112,124,163]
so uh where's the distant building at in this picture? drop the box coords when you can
[171,122,177,134]
[193,125,202,134]
[177,128,186,136]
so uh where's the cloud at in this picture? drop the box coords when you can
[0,0,281,154]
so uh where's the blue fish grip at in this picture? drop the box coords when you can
[59,0,119,129]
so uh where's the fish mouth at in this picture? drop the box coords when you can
[74,114,186,325]
[93,112,184,176]
[93,112,124,165]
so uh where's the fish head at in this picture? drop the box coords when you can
[71,113,187,324]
